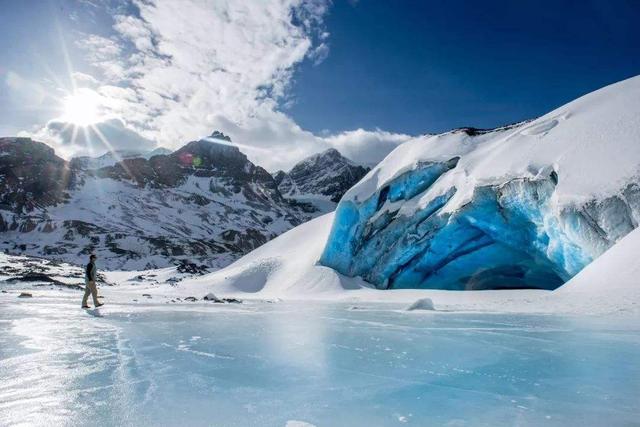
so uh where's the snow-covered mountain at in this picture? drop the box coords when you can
[273,148,369,212]
[0,132,327,270]
[72,147,173,169]
[189,76,640,297]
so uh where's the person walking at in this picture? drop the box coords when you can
[82,254,103,308]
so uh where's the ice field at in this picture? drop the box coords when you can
[1,292,638,427]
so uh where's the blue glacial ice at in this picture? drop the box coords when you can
[1,295,639,427]
[320,159,640,290]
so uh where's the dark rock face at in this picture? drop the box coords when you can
[208,131,232,142]
[96,138,283,202]
[97,158,159,187]
[203,293,242,303]
[174,139,246,169]
[277,148,370,203]
[0,134,328,270]
[0,138,74,213]
[176,260,209,275]
[272,170,287,186]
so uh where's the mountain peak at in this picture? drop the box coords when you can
[209,130,232,142]
[277,148,370,204]
[316,147,349,162]
[0,137,57,159]
[173,138,246,169]
[319,147,341,156]
[292,147,354,172]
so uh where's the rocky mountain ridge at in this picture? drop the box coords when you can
[273,148,370,212]
[0,132,352,270]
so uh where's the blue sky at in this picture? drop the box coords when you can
[289,0,640,134]
[1,0,639,169]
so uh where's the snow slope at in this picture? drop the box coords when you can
[320,76,640,290]
[180,213,369,297]
[557,226,640,295]
[537,226,640,315]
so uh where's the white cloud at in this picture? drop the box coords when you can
[309,42,330,66]
[5,71,47,107]
[76,34,125,81]
[207,112,412,171]
[113,15,154,52]
[89,0,322,142]
[77,34,121,62]
[30,0,413,170]
[324,129,413,167]
[32,118,156,159]
[71,71,100,87]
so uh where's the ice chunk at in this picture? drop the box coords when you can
[406,297,435,311]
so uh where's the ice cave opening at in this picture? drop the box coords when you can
[320,159,638,291]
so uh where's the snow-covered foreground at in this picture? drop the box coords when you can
[177,213,640,316]
[1,290,639,427]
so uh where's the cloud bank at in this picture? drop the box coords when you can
[30,0,413,170]
[33,118,156,159]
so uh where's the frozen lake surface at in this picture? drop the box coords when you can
[1,293,639,426]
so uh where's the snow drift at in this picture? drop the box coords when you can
[320,76,640,291]
[181,213,369,298]
[557,226,640,295]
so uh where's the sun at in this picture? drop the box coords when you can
[62,89,102,126]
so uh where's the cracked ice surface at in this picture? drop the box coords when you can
[1,293,639,427]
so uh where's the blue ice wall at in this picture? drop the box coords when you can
[320,160,640,290]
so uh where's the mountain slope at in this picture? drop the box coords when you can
[0,137,73,216]
[319,75,640,290]
[72,147,172,169]
[274,148,369,212]
[0,133,318,270]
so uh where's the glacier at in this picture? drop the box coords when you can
[320,76,640,291]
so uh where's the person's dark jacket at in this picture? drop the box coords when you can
[85,262,97,282]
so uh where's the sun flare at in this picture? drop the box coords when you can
[62,89,102,126]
